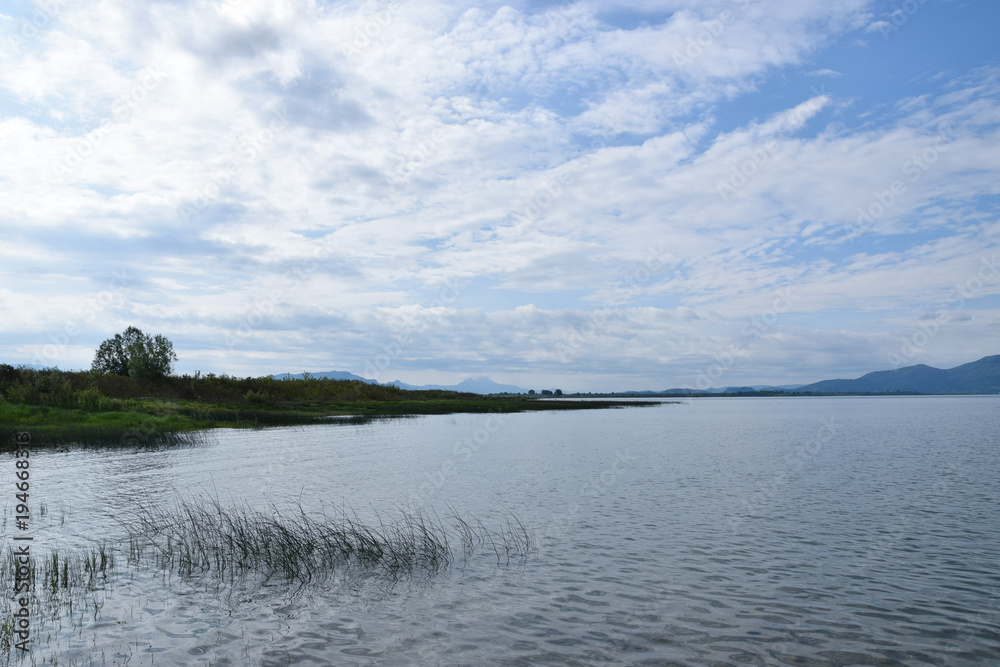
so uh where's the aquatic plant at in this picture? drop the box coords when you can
[0,543,116,662]
[122,495,532,583]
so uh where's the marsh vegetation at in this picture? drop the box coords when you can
[0,491,531,662]
[0,365,664,447]
[123,495,532,583]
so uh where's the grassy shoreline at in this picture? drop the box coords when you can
[0,366,672,448]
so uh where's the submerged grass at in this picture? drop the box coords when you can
[122,495,532,583]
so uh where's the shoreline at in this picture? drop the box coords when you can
[0,366,676,448]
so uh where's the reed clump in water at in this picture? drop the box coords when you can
[123,495,532,583]
[0,543,116,656]
[1,543,115,596]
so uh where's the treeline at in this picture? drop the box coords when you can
[0,365,469,410]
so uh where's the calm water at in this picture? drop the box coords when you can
[7,396,1000,665]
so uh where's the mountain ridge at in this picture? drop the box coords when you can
[268,355,1000,395]
[793,355,1000,394]
[272,371,524,394]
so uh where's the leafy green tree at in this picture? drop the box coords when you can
[92,327,177,378]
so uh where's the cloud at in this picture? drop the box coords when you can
[0,0,998,389]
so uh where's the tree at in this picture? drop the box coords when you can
[92,326,177,379]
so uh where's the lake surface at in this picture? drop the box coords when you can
[8,396,1000,665]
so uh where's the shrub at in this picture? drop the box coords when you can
[244,389,270,403]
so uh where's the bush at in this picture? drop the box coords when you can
[244,390,270,403]
[2,371,74,407]
[5,380,33,405]
[74,387,105,411]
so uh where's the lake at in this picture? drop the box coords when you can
[9,396,1000,665]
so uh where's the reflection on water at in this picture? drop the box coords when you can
[3,397,1000,665]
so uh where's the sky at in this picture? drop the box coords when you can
[1,0,998,392]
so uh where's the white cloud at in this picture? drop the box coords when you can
[0,0,997,388]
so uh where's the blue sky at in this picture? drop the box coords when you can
[1,0,998,391]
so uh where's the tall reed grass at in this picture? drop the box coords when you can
[0,496,531,661]
[122,495,532,583]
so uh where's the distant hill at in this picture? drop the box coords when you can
[272,370,378,383]
[794,355,1000,394]
[388,377,525,394]
[272,370,525,395]
[658,384,804,394]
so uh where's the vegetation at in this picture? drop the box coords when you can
[0,494,530,660]
[0,543,116,656]
[91,326,177,379]
[0,365,668,448]
[123,495,532,583]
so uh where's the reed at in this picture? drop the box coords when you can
[0,542,116,659]
[0,543,115,595]
[0,498,531,660]
[122,495,532,583]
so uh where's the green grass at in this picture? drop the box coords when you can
[0,366,671,449]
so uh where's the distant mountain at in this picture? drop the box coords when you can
[272,370,525,395]
[272,370,377,383]
[794,355,1000,394]
[388,377,525,395]
[657,384,804,394]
